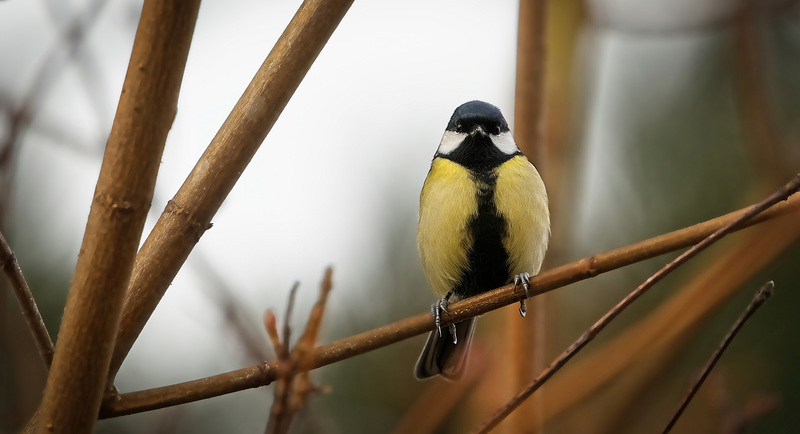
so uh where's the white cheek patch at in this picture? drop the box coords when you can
[491,131,519,155]
[436,130,467,155]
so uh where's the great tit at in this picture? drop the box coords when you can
[415,100,550,380]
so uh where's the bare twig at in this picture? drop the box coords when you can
[99,190,799,418]
[40,0,113,144]
[521,210,800,429]
[473,174,800,434]
[36,1,200,432]
[265,310,288,360]
[282,284,299,349]
[264,311,290,434]
[110,0,355,382]
[0,0,109,221]
[0,230,54,368]
[265,269,333,434]
[662,281,775,433]
[264,285,297,434]
[509,0,549,431]
[289,268,333,406]
[22,0,108,112]
[195,254,272,362]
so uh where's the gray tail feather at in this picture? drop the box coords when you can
[414,317,477,381]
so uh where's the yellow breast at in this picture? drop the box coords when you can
[417,158,477,298]
[417,155,550,298]
[494,155,550,277]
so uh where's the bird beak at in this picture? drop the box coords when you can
[470,125,487,137]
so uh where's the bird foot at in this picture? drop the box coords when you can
[432,293,457,343]
[514,272,532,317]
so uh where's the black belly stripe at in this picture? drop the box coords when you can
[452,170,510,298]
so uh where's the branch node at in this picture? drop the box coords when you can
[583,255,599,277]
[164,199,213,240]
[257,361,272,378]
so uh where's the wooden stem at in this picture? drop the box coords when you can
[108,0,355,382]
[0,231,54,368]
[509,0,549,432]
[36,1,200,432]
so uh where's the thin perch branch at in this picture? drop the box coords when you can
[472,175,800,434]
[522,213,799,428]
[36,1,201,431]
[0,230,54,368]
[662,281,775,433]
[98,189,800,418]
[110,0,355,382]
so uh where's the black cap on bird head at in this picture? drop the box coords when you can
[446,100,510,136]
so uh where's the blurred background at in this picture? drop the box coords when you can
[1,0,799,432]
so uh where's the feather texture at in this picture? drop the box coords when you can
[494,155,550,277]
[417,158,477,298]
[415,101,549,381]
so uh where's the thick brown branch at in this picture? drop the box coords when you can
[0,230,54,368]
[662,281,775,433]
[509,0,549,431]
[99,191,799,418]
[35,1,200,432]
[514,0,548,166]
[473,175,800,434]
[109,0,355,382]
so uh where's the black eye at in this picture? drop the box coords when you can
[455,122,463,133]
[493,125,501,135]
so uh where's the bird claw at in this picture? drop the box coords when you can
[514,272,532,317]
[432,293,458,342]
[432,304,442,337]
[432,294,452,338]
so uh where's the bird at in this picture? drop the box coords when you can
[414,100,550,380]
